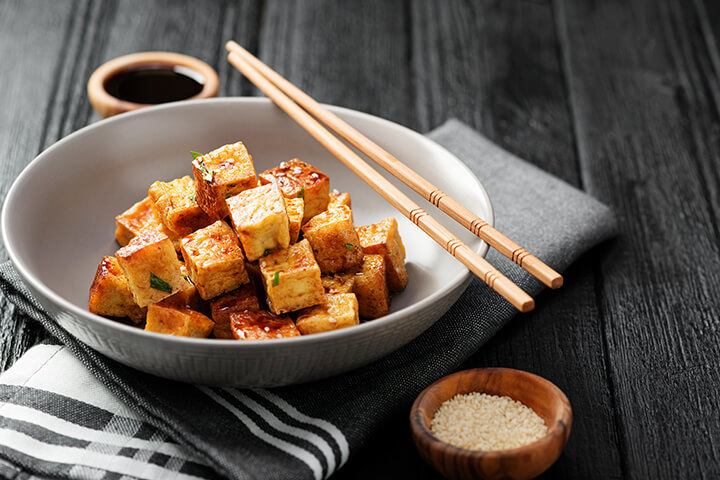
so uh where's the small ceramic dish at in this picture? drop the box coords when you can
[87,51,219,118]
[1,98,493,386]
[410,368,572,480]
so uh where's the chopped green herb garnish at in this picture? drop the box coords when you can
[298,185,305,199]
[183,274,190,281]
[345,243,354,251]
[263,249,271,257]
[150,272,172,293]
[188,193,196,202]
[225,192,232,198]
[190,151,202,159]
[272,271,280,286]
[196,160,213,182]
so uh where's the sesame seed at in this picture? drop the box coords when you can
[430,393,548,451]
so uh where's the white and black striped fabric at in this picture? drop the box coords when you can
[0,121,616,479]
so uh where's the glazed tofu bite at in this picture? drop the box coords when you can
[354,254,390,319]
[321,273,355,294]
[145,303,215,338]
[285,197,304,244]
[192,142,259,220]
[88,256,146,323]
[148,176,211,236]
[356,217,407,291]
[230,310,301,340]
[227,183,290,261]
[302,205,364,273]
[115,196,182,250]
[209,284,261,339]
[328,190,352,210]
[116,230,190,307]
[259,239,324,314]
[259,158,330,222]
[180,220,250,300]
[296,293,359,335]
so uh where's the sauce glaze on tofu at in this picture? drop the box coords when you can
[90,141,407,339]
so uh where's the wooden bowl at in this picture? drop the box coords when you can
[87,51,219,118]
[410,368,572,480]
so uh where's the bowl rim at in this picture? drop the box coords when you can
[409,367,572,459]
[1,97,494,350]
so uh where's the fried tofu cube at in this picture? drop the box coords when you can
[301,205,364,273]
[145,303,214,338]
[321,273,355,294]
[259,158,330,222]
[259,239,324,314]
[192,142,259,220]
[354,254,390,319]
[115,197,181,251]
[296,293,359,335]
[116,230,190,307]
[180,220,249,300]
[209,284,261,339]
[227,183,290,261]
[230,310,301,340]
[158,282,204,312]
[356,217,407,291]
[148,176,212,236]
[328,190,352,210]
[88,256,146,323]
[285,197,304,244]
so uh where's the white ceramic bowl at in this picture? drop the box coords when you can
[2,98,493,386]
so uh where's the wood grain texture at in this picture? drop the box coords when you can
[556,0,720,477]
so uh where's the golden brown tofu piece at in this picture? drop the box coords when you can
[116,230,190,307]
[88,256,146,323]
[259,158,330,222]
[209,284,261,339]
[180,220,249,300]
[230,310,301,340]
[227,183,290,262]
[321,273,355,294]
[328,190,352,210]
[354,254,390,319]
[356,217,407,291]
[285,197,304,244]
[301,205,364,273]
[145,303,214,338]
[115,197,181,251]
[296,293,359,335]
[259,239,324,314]
[192,142,259,220]
[157,282,204,312]
[148,176,212,237]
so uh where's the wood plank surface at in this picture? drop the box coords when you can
[555,0,720,477]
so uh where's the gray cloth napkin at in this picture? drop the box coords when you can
[0,119,616,480]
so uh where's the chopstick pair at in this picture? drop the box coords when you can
[226,41,563,312]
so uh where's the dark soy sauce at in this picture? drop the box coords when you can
[104,64,204,104]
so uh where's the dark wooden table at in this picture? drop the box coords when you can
[1,0,719,478]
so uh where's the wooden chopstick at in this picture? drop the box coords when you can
[226,50,534,312]
[226,41,562,290]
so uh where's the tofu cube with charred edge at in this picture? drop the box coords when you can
[259,239,324,314]
[301,205,364,273]
[88,256,146,323]
[259,158,330,223]
[209,283,261,339]
[180,220,250,300]
[230,310,301,340]
[227,183,290,262]
[356,217,407,292]
[192,142,259,220]
[145,303,215,338]
[285,197,304,244]
[148,176,212,237]
[328,190,352,210]
[353,254,390,319]
[116,230,190,307]
[115,196,181,251]
[321,273,355,294]
[296,293,359,335]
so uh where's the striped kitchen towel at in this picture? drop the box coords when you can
[0,120,616,479]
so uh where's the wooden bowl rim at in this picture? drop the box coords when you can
[87,51,219,118]
[410,367,572,459]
